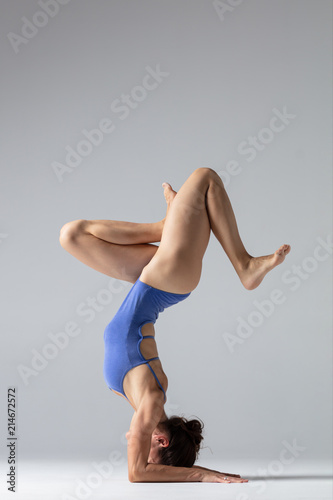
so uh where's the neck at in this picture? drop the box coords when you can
[159,409,168,424]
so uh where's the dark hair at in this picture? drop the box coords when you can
[157,415,204,467]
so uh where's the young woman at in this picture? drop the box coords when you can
[59,167,290,483]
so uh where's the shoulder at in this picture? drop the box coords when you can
[129,390,165,435]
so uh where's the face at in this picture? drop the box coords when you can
[147,428,169,464]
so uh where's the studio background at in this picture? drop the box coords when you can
[0,0,331,471]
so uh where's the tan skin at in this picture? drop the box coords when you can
[59,167,291,483]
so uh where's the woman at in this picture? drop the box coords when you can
[59,167,290,483]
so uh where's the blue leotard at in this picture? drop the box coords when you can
[103,278,191,403]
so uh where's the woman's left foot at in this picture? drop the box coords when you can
[239,244,291,290]
[162,182,177,221]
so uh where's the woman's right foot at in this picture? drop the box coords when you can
[239,244,291,290]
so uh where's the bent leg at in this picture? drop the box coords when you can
[141,168,291,292]
[140,168,215,292]
[59,219,163,283]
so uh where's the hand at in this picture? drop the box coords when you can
[221,471,243,478]
[200,469,248,483]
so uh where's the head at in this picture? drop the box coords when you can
[148,415,204,467]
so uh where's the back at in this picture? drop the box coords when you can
[103,278,191,400]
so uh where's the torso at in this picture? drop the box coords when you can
[113,322,168,410]
[108,264,191,410]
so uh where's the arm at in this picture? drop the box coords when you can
[138,463,201,482]
[126,390,166,482]
[126,391,247,483]
[192,464,244,479]
[127,391,201,483]
[136,463,247,483]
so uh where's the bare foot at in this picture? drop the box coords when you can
[161,182,177,221]
[239,244,291,290]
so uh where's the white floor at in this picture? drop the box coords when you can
[1,459,332,500]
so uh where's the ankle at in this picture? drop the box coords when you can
[237,253,253,273]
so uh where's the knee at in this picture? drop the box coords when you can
[59,219,87,246]
[194,167,224,185]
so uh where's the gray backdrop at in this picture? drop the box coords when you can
[1,0,332,465]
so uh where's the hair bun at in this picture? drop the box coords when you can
[158,415,204,467]
[183,418,204,447]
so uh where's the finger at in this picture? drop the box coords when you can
[223,476,249,483]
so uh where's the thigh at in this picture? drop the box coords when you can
[60,223,158,283]
[140,168,212,293]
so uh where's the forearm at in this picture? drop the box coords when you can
[192,464,219,473]
[131,463,202,483]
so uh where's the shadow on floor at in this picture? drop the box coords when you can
[244,474,333,481]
